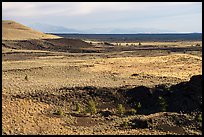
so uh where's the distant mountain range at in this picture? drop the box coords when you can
[28,23,199,34]
[28,23,81,34]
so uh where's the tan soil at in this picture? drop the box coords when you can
[2,20,61,40]
[2,21,202,135]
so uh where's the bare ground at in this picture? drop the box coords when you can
[2,40,202,135]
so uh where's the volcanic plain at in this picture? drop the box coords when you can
[2,21,202,135]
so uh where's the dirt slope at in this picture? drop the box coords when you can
[2,75,202,135]
[2,20,94,52]
[2,20,61,40]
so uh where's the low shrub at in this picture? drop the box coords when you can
[122,120,129,128]
[117,104,125,116]
[197,113,202,122]
[85,100,97,115]
[129,108,137,115]
[75,102,81,113]
[135,102,142,110]
[158,96,168,112]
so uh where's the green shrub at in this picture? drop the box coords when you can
[75,102,81,113]
[136,102,142,110]
[130,102,142,114]
[122,120,129,128]
[197,113,202,122]
[85,100,97,115]
[158,96,168,112]
[117,104,125,116]
[129,108,137,115]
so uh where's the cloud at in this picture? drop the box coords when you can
[2,2,202,33]
[3,2,200,17]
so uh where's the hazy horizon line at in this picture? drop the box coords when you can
[48,32,202,34]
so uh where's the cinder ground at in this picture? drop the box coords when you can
[2,20,202,135]
[2,45,202,135]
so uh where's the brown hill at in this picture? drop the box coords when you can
[2,20,94,53]
[2,20,61,40]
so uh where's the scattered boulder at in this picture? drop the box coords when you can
[130,118,150,128]
[131,73,139,76]
[99,110,112,117]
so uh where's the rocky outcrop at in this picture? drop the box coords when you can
[11,75,202,115]
[125,75,202,114]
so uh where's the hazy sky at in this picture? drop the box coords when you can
[2,2,202,33]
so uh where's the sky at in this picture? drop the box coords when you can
[2,2,202,33]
